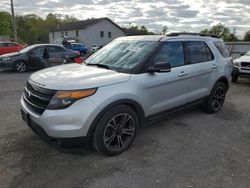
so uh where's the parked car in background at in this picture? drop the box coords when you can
[232,50,250,82]
[0,42,24,55]
[91,45,99,52]
[68,43,88,56]
[20,34,232,156]
[0,44,80,72]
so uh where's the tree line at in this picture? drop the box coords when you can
[0,11,250,44]
[0,11,78,44]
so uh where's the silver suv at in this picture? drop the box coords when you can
[20,33,233,155]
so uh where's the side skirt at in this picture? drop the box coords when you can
[146,97,208,123]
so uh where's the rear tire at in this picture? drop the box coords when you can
[203,82,227,114]
[92,105,139,156]
[14,61,27,72]
[231,75,238,83]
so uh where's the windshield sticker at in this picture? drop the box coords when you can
[125,46,141,52]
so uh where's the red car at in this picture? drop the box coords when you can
[0,42,24,55]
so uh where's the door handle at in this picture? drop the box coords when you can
[178,71,188,77]
[211,64,218,69]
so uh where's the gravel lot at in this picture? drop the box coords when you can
[0,69,250,188]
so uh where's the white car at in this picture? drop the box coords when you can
[232,50,250,82]
[91,45,99,52]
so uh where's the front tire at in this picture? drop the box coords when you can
[92,105,139,156]
[14,61,27,72]
[203,82,227,114]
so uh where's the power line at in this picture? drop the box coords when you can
[10,0,17,42]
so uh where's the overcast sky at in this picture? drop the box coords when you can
[1,0,250,37]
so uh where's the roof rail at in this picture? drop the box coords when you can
[166,32,219,38]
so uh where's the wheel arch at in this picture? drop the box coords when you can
[215,76,229,91]
[13,59,28,68]
[87,99,145,137]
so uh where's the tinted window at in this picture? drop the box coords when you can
[184,41,213,64]
[214,42,230,58]
[0,43,8,47]
[49,46,65,53]
[154,41,185,68]
[31,47,44,56]
[8,43,17,47]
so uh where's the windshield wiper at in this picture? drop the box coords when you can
[87,63,111,69]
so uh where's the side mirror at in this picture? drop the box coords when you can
[240,52,246,56]
[147,62,171,73]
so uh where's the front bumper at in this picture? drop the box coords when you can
[20,95,100,139]
[21,108,91,147]
[0,60,13,69]
[232,66,250,76]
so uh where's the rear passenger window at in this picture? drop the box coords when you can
[0,43,8,47]
[49,46,65,53]
[214,42,230,58]
[184,41,214,64]
[154,41,185,68]
[8,43,17,47]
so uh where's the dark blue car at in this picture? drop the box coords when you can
[69,43,88,56]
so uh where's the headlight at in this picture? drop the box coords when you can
[233,61,240,67]
[47,88,97,110]
[2,57,11,61]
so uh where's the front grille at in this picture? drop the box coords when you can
[23,81,56,115]
[241,62,250,67]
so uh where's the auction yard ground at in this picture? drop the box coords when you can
[0,70,250,188]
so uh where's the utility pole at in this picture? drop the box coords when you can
[10,0,17,42]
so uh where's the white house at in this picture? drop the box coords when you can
[49,18,125,50]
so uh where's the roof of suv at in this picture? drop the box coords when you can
[119,33,223,42]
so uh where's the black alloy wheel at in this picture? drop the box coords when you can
[93,105,139,156]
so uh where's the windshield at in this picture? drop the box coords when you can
[85,39,159,72]
[246,50,250,56]
[19,45,37,53]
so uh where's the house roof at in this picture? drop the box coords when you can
[49,17,124,33]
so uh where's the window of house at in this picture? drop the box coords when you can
[100,31,104,38]
[108,32,112,38]
[65,31,68,36]
[76,30,79,37]
[153,41,185,68]
[184,41,214,64]
[52,32,54,38]
[61,31,64,36]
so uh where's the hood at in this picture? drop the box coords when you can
[234,55,250,62]
[29,64,131,90]
[0,52,21,58]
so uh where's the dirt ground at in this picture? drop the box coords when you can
[0,69,250,188]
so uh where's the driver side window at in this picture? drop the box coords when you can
[154,41,184,68]
[31,47,44,56]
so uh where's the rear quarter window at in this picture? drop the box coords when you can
[214,42,230,58]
